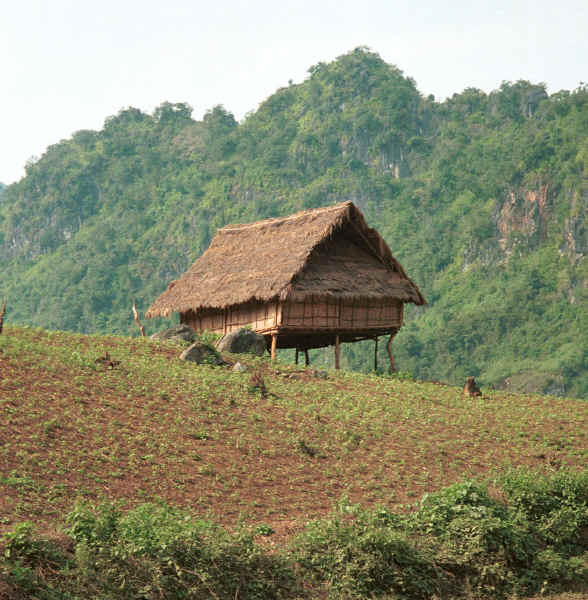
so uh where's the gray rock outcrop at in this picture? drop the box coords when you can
[180,342,223,365]
[151,324,195,344]
[216,328,266,356]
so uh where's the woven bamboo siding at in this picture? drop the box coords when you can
[181,301,280,335]
[282,297,401,330]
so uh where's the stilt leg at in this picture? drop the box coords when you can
[271,334,277,361]
[295,348,299,365]
[374,336,378,372]
[335,335,340,370]
[304,349,310,366]
[386,333,397,373]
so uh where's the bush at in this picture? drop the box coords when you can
[404,474,588,597]
[65,502,296,599]
[291,500,440,599]
[2,471,586,599]
[1,522,70,599]
[500,469,588,550]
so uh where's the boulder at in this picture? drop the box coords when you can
[215,328,266,356]
[313,370,329,380]
[151,325,195,344]
[180,342,223,365]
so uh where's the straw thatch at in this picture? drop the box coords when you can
[146,201,425,319]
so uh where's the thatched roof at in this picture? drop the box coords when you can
[146,201,425,318]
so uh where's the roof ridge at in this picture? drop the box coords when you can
[220,201,353,232]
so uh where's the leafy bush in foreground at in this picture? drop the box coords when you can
[1,470,586,599]
[292,473,587,599]
[290,500,440,598]
[2,503,296,600]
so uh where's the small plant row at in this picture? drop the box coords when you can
[1,468,587,600]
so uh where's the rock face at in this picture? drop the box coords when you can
[216,328,266,356]
[496,184,550,254]
[180,342,223,365]
[151,324,195,344]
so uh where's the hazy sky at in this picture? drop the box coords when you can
[2,0,586,184]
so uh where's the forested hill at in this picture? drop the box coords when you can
[0,48,586,396]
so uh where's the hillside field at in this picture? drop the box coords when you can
[0,326,587,598]
[1,325,586,531]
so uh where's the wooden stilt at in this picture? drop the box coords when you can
[295,348,299,365]
[304,349,310,366]
[0,299,6,335]
[334,335,341,370]
[271,334,277,361]
[132,300,145,337]
[374,336,378,372]
[386,333,397,373]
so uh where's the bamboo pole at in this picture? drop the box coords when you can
[132,300,145,337]
[0,299,6,335]
[374,336,378,372]
[334,335,340,370]
[386,333,397,372]
[270,334,277,361]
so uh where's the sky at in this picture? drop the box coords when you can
[1,0,586,185]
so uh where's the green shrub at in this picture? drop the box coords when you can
[405,475,588,597]
[66,501,120,550]
[2,471,586,599]
[1,522,71,599]
[407,480,505,535]
[499,469,588,550]
[291,500,440,599]
[67,502,296,599]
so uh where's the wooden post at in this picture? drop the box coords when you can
[132,300,145,337]
[374,336,378,372]
[334,335,340,370]
[295,348,299,365]
[386,333,397,373]
[304,349,310,366]
[0,299,6,335]
[271,334,277,361]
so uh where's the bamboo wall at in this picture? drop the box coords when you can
[181,297,402,335]
[282,297,402,330]
[181,301,281,335]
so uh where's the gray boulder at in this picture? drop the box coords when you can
[180,342,223,365]
[151,324,195,344]
[215,328,266,356]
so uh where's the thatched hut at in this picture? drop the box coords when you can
[146,201,425,369]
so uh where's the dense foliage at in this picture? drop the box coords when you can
[2,470,586,599]
[0,47,586,395]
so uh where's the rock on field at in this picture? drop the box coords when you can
[180,342,223,365]
[150,325,195,344]
[216,328,266,356]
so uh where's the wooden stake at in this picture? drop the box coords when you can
[386,333,397,373]
[132,300,146,337]
[304,349,310,366]
[270,334,277,361]
[0,299,6,335]
[334,335,340,370]
[374,336,378,372]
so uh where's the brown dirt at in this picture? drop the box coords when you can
[0,326,586,547]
